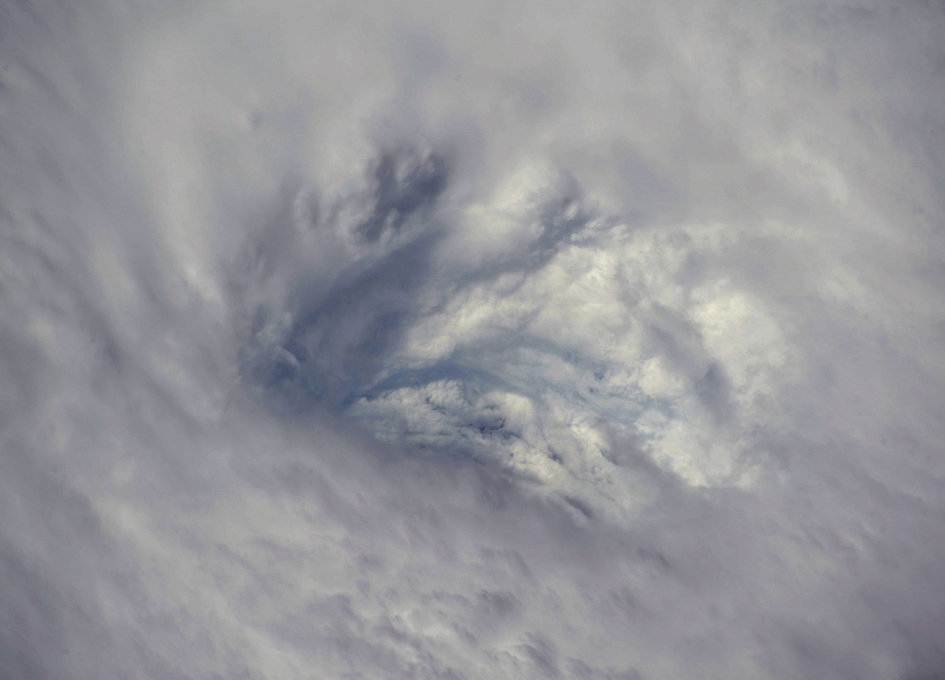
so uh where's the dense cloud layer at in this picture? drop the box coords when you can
[2,0,945,678]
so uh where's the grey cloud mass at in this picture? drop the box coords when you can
[2,0,945,678]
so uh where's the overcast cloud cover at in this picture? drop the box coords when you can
[2,0,945,678]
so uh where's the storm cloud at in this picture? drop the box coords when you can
[2,0,945,678]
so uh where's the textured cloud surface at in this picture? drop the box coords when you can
[3,0,945,678]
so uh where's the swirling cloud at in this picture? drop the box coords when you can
[2,0,945,678]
